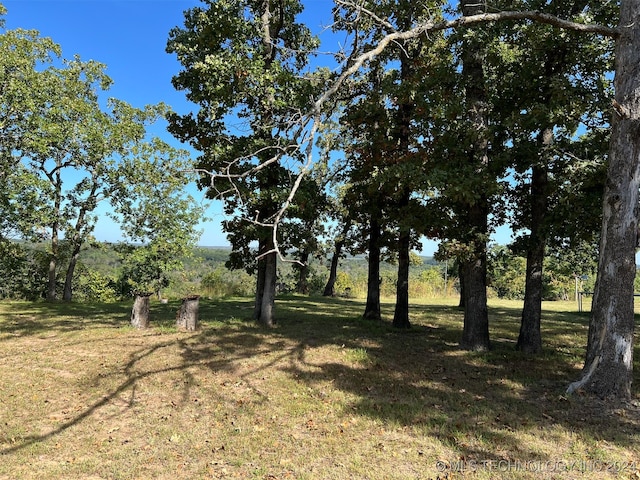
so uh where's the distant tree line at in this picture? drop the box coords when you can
[0,240,605,306]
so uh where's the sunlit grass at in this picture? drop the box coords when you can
[0,296,639,479]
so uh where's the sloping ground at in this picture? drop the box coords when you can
[0,297,639,479]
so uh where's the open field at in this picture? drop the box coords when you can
[1,296,639,479]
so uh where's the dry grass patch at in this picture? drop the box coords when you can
[0,297,639,479]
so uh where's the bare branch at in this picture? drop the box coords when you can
[199,7,618,264]
[312,10,617,117]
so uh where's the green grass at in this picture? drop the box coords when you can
[0,295,639,479]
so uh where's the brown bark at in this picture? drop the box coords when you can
[63,244,81,302]
[254,238,267,320]
[568,1,640,399]
[176,295,200,331]
[459,206,490,351]
[458,0,490,351]
[393,225,411,328]
[47,171,62,302]
[323,219,351,297]
[517,130,552,354]
[259,249,277,327]
[363,215,382,321]
[131,293,152,329]
[323,243,342,297]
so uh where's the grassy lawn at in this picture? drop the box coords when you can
[0,295,639,479]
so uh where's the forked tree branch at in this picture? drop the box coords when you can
[203,8,618,262]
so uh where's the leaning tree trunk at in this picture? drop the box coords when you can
[363,216,382,321]
[131,293,152,329]
[63,242,82,302]
[567,2,640,399]
[323,219,351,297]
[323,241,343,297]
[176,295,200,331]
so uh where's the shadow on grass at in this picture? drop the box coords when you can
[2,295,639,465]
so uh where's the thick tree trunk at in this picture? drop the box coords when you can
[392,42,415,329]
[568,2,640,399]
[259,250,277,327]
[393,214,411,329]
[517,132,551,354]
[47,254,57,301]
[176,295,200,331]
[131,293,152,329]
[254,238,267,320]
[460,206,490,351]
[458,0,490,351]
[517,237,545,353]
[63,243,82,302]
[363,216,382,321]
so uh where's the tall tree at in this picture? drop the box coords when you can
[167,0,319,326]
[455,0,492,351]
[489,0,614,353]
[567,0,639,399]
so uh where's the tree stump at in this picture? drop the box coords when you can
[131,292,152,329]
[176,295,200,331]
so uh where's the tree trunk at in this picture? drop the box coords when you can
[517,131,551,354]
[63,243,82,302]
[259,249,277,327]
[460,212,490,351]
[131,293,152,329]
[363,215,382,321]
[176,295,200,331]
[63,181,97,302]
[458,0,490,351]
[393,209,411,329]
[46,171,63,302]
[392,41,415,329]
[323,219,351,297]
[254,238,267,320]
[567,2,640,399]
[457,262,465,309]
[47,253,57,301]
[517,234,545,353]
[323,241,343,296]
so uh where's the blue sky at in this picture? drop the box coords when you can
[1,0,354,248]
[2,0,512,255]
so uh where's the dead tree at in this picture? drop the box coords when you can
[131,292,152,329]
[176,295,200,331]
